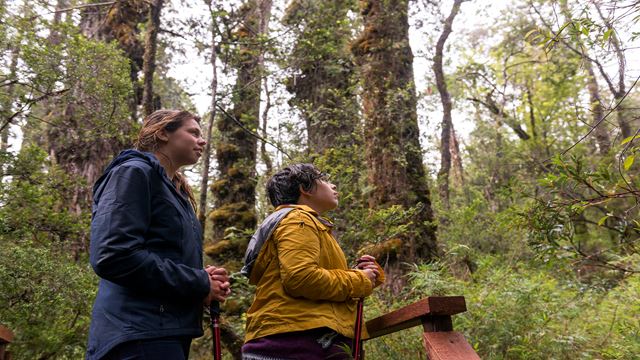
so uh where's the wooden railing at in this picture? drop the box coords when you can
[0,324,13,360]
[364,296,480,360]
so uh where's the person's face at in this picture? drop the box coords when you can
[301,177,339,214]
[160,118,206,167]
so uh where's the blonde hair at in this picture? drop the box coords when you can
[135,109,201,210]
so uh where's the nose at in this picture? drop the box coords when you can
[198,137,207,146]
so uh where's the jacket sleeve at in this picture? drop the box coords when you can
[89,164,210,301]
[276,213,373,301]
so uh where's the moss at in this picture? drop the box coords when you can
[216,143,241,161]
[227,166,242,178]
[221,259,243,273]
[210,179,229,194]
[204,240,233,257]
[359,237,403,260]
[209,202,256,228]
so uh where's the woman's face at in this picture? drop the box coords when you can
[161,118,206,167]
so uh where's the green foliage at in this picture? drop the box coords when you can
[525,149,639,275]
[362,255,639,360]
[0,145,88,248]
[0,243,96,359]
[0,146,97,357]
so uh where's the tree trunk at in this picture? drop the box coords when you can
[260,78,273,176]
[450,127,464,187]
[283,0,363,252]
[352,0,437,263]
[434,0,463,209]
[0,46,18,158]
[141,0,164,117]
[284,0,360,157]
[198,1,219,232]
[207,3,271,357]
[593,2,631,139]
[80,0,147,121]
[42,1,146,257]
[207,0,272,267]
[585,61,610,154]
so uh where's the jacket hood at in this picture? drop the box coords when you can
[93,149,165,201]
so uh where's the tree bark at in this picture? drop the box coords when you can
[207,0,272,265]
[593,3,631,139]
[80,0,147,121]
[434,0,463,209]
[585,61,611,154]
[198,1,219,232]
[0,46,18,158]
[352,0,437,262]
[41,0,147,257]
[141,0,164,117]
[284,0,360,158]
[283,0,362,252]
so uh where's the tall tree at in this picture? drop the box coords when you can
[141,0,164,116]
[556,1,610,154]
[532,0,633,140]
[40,2,138,256]
[283,0,360,157]
[282,0,366,253]
[79,0,147,121]
[207,0,272,270]
[585,61,610,154]
[198,0,219,231]
[433,0,464,208]
[352,0,438,263]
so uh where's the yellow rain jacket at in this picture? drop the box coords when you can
[245,205,381,342]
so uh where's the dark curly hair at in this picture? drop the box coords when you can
[266,164,326,207]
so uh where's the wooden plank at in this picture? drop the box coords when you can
[0,325,13,343]
[423,331,480,360]
[365,296,466,340]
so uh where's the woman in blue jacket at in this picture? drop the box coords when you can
[86,110,230,359]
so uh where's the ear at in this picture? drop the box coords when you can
[156,129,170,143]
[299,184,314,196]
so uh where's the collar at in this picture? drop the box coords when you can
[275,204,334,227]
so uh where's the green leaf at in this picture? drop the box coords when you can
[621,135,638,145]
[525,28,539,41]
[597,215,610,226]
[603,28,613,41]
[623,155,635,170]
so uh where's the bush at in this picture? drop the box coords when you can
[0,243,97,359]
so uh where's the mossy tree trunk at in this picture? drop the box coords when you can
[141,0,164,117]
[208,0,272,271]
[284,0,360,157]
[79,0,147,122]
[43,1,145,257]
[283,0,364,254]
[352,0,437,263]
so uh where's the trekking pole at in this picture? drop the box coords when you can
[352,297,364,360]
[209,301,222,360]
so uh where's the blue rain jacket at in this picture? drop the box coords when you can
[86,150,210,359]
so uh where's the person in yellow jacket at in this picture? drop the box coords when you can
[241,163,384,360]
